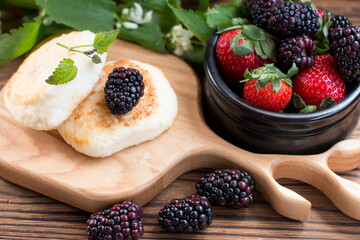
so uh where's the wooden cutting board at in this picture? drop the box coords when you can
[0,39,360,221]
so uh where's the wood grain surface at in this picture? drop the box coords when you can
[1,0,360,239]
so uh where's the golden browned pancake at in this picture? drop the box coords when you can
[57,59,178,157]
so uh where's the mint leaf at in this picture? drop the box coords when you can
[118,24,166,53]
[0,17,42,66]
[168,4,211,44]
[36,0,116,32]
[46,58,78,85]
[207,4,238,28]
[93,29,119,54]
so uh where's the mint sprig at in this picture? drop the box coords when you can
[46,29,118,85]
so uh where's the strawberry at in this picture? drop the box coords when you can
[216,27,275,85]
[293,54,346,106]
[242,64,298,112]
[317,8,324,18]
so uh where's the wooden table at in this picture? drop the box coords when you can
[1,0,359,239]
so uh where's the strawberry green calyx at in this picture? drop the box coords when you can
[219,20,278,62]
[241,63,298,93]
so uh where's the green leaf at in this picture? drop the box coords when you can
[254,41,266,59]
[46,58,78,85]
[206,4,239,28]
[232,0,250,18]
[275,68,287,79]
[258,75,271,88]
[93,29,119,54]
[315,39,329,54]
[264,65,277,73]
[118,24,166,53]
[198,0,210,12]
[292,93,307,112]
[242,25,265,41]
[168,3,211,44]
[243,69,252,79]
[300,105,317,113]
[92,54,102,64]
[4,0,38,9]
[0,17,42,67]
[233,39,254,56]
[318,97,335,110]
[260,39,277,62]
[230,31,245,48]
[286,63,299,78]
[36,0,116,32]
[271,78,280,93]
[182,44,205,67]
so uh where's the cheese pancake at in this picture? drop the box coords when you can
[57,59,178,157]
[4,31,107,130]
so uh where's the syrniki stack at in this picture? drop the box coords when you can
[57,59,178,158]
[4,31,107,130]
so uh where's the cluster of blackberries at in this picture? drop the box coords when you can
[158,169,255,233]
[87,169,255,238]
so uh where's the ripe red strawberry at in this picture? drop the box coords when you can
[293,54,346,106]
[242,64,297,112]
[216,28,273,85]
[317,8,324,18]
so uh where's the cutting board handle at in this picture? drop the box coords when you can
[201,136,360,221]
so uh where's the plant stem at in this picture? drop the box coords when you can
[71,44,93,49]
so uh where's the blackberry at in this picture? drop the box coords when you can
[86,201,144,240]
[330,15,352,31]
[158,194,213,233]
[278,35,316,70]
[104,67,145,115]
[246,0,320,37]
[330,27,360,83]
[196,169,254,209]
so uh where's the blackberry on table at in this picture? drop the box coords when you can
[196,169,254,209]
[246,0,320,37]
[158,194,213,233]
[330,27,360,83]
[86,200,144,240]
[278,35,316,70]
[104,67,145,115]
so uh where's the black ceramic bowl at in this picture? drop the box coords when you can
[204,32,360,155]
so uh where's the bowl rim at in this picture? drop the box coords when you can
[205,31,360,122]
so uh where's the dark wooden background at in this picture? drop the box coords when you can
[1,0,360,239]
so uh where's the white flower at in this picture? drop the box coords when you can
[122,22,138,29]
[118,2,153,30]
[168,24,194,57]
[128,2,153,24]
